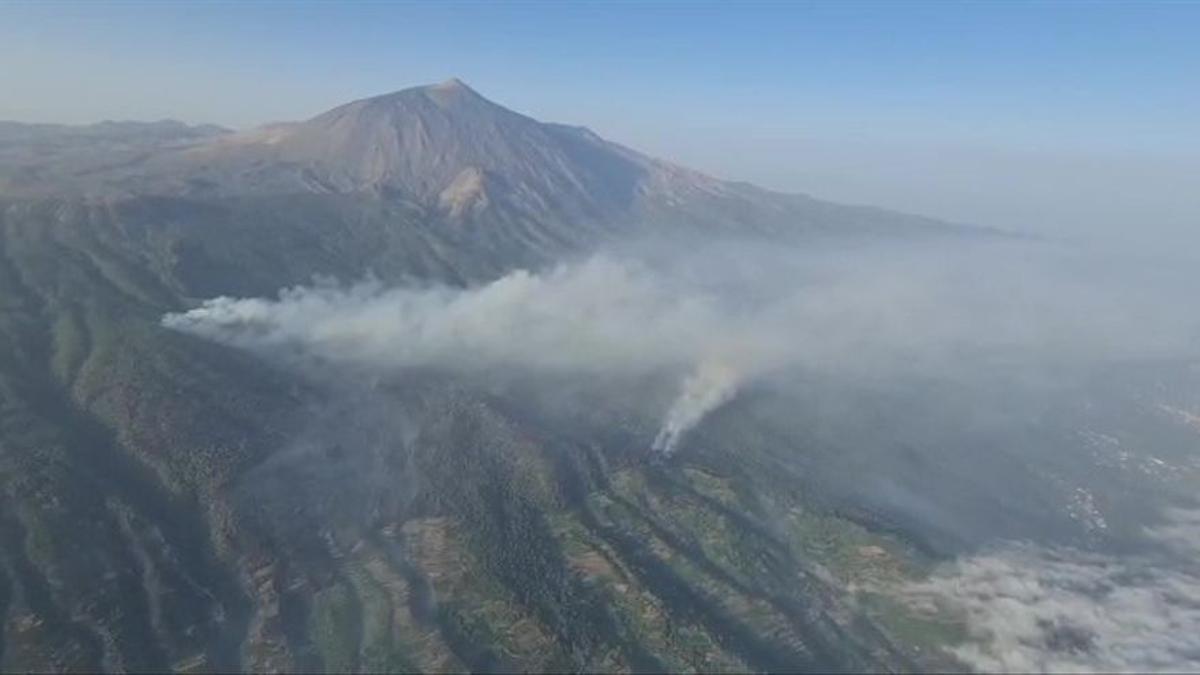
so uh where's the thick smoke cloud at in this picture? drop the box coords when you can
[164,255,769,454]
[163,238,1198,455]
[902,508,1200,673]
[163,235,1200,666]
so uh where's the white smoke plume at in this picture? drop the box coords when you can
[164,256,771,454]
[652,360,742,455]
[165,258,720,374]
[902,508,1200,673]
[163,239,1199,457]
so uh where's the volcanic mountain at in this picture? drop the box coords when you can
[0,81,986,672]
[4,79,957,253]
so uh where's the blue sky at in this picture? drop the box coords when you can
[2,1,1197,243]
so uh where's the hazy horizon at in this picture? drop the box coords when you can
[3,1,1197,248]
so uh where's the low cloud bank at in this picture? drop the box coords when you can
[903,507,1200,673]
[163,238,1198,455]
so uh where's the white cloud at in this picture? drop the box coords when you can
[903,508,1200,673]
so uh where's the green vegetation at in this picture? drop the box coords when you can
[309,582,361,673]
[0,195,956,672]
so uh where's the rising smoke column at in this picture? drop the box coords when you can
[652,360,742,455]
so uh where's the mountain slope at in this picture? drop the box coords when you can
[1,81,961,246]
[0,82,983,672]
[2,194,941,671]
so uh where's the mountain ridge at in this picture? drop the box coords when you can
[0,79,983,673]
[1,80,965,244]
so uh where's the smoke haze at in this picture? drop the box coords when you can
[164,236,1198,456]
[162,233,1200,670]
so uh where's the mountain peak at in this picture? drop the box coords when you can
[418,77,484,107]
[353,79,484,110]
[225,76,649,210]
[430,77,470,91]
